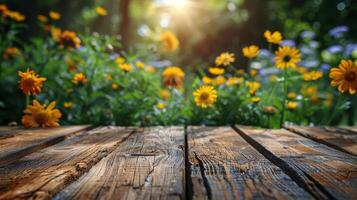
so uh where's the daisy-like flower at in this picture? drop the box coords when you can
[160,31,179,52]
[303,71,323,81]
[287,92,297,99]
[119,63,132,72]
[59,30,81,48]
[208,67,225,75]
[226,77,244,86]
[212,76,226,86]
[18,69,47,95]
[162,66,185,88]
[215,52,235,66]
[264,30,283,44]
[51,27,62,42]
[160,89,171,100]
[263,106,278,115]
[37,15,48,23]
[243,45,260,58]
[156,102,166,110]
[72,73,87,84]
[202,76,212,85]
[193,86,217,108]
[115,57,125,64]
[7,11,25,21]
[146,66,156,73]
[63,102,73,109]
[287,102,298,110]
[251,96,261,104]
[136,61,145,69]
[95,6,107,16]
[274,46,301,69]
[111,83,119,90]
[246,81,261,95]
[3,47,20,59]
[22,100,62,128]
[49,11,61,20]
[329,59,357,94]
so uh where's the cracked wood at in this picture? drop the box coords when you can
[55,126,185,200]
[284,125,357,155]
[187,126,313,200]
[236,125,357,200]
[0,126,133,200]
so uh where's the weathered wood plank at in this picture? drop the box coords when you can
[188,126,313,200]
[235,125,357,200]
[55,126,185,200]
[284,125,357,155]
[339,126,357,134]
[0,125,91,166]
[0,126,134,200]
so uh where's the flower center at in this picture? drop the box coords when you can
[200,92,210,101]
[345,71,356,82]
[35,111,50,125]
[283,55,291,62]
[23,77,36,87]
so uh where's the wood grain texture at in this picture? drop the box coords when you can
[55,126,185,200]
[0,125,91,166]
[187,126,313,200]
[0,126,133,200]
[339,126,357,133]
[235,125,357,200]
[284,125,357,155]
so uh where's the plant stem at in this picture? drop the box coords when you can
[280,68,288,127]
[25,95,30,107]
[327,94,342,125]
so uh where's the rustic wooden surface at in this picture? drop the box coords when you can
[0,125,356,200]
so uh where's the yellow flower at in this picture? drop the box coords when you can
[287,92,297,99]
[160,31,179,52]
[72,73,87,84]
[146,66,156,73]
[263,106,278,115]
[243,45,260,58]
[269,75,278,83]
[156,102,166,110]
[3,47,20,59]
[111,83,119,90]
[193,86,217,108]
[136,61,145,69]
[287,102,298,110]
[208,67,225,75]
[37,15,48,23]
[160,89,171,100]
[251,97,261,104]
[274,46,301,69]
[95,6,107,16]
[59,30,81,48]
[226,77,244,86]
[215,52,235,66]
[119,63,132,72]
[106,74,113,81]
[115,57,125,64]
[18,69,47,95]
[212,76,226,86]
[264,30,282,44]
[310,95,319,104]
[49,11,61,20]
[296,66,307,74]
[303,70,323,81]
[22,100,62,128]
[162,66,185,88]
[236,69,245,75]
[202,76,212,85]
[51,27,62,42]
[63,102,73,109]
[329,59,357,94]
[246,81,261,95]
[301,85,317,97]
[250,69,257,77]
[7,11,25,21]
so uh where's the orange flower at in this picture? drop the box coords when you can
[18,69,47,95]
[3,47,20,59]
[22,100,62,128]
[49,11,61,20]
[72,73,87,84]
[6,10,25,21]
[59,30,81,48]
[160,31,179,52]
[162,66,185,88]
[329,60,357,94]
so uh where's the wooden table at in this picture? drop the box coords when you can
[0,125,356,200]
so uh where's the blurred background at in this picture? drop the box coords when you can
[4,0,357,67]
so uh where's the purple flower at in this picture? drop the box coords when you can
[281,40,296,47]
[327,45,343,54]
[300,31,315,39]
[300,47,314,55]
[328,26,348,38]
[319,63,331,72]
[344,43,357,56]
[258,49,271,58]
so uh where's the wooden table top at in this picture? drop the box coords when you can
[0,125,356,200]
